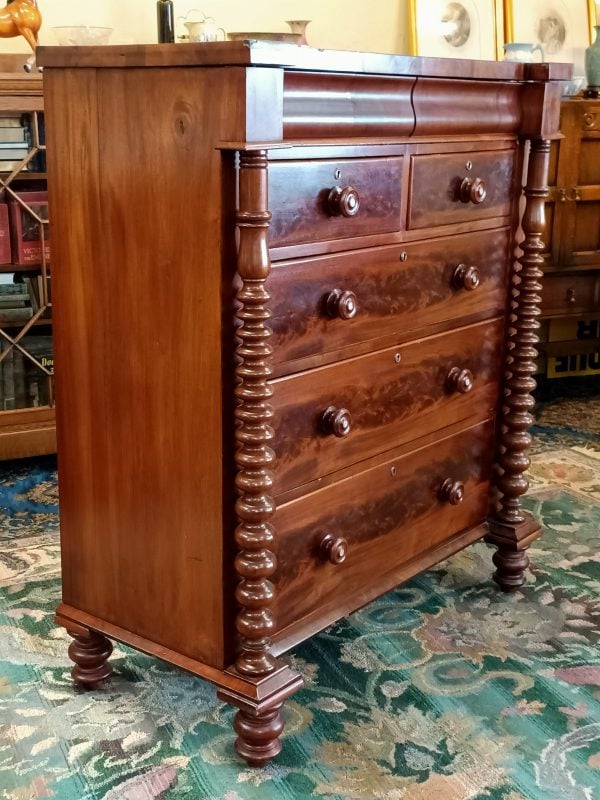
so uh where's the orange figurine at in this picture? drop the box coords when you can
[0,0,42,71]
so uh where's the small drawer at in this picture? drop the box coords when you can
[270,228,511,365]
[408,148,516,229]
[272,419,495,636]
[268,157,403,247]
[271,318,504,494]
[541,274,600,317]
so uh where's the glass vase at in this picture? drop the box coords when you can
[585,25,600,97]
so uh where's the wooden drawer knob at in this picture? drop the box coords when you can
[440,478,465,505]
[328,185,361,217]
[319,533,348,565]
[453,264,480,291]
[566,287,576,304]
[460,177,487,205]
[447,367,474,394]
[321,406,352,437]
[326,289,358,320]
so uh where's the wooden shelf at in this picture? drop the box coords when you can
[0,317,52,329]
[543,263,600,274]
[0,406,55,460]
[0,172,47,181]
[0,263,50,273]
[538,339,600,356]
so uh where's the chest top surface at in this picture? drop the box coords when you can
[37,40,570,81]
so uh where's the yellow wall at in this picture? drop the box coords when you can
[0,0,410,54]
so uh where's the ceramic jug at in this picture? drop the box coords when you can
[503,42,545,62]
[178,9,225,42]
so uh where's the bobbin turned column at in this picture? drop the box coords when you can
[217,148,302,766]
[487,138,551,591]
[68,629,113,689]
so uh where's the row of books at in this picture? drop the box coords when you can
[0,112,46,173]
[0,282,33,325]
[0,278,50,327]
[0,191,50,266]
[0,335,52,411]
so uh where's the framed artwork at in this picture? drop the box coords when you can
[503,0,596,77]
[408,0,504,60]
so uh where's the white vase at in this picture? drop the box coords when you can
[286,20,310,46]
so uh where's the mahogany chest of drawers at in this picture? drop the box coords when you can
[39,42,569,765]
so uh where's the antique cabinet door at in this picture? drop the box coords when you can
[559,101,600,268]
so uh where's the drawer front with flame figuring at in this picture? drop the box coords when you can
[271,317,504,495]
[408,148,516,229]
[268,157,403,247]
[272,419,495,636]
[269,228,511,365]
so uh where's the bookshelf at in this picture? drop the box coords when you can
[0,54,55,460]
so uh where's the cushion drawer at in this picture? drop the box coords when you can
[268,157,403,247]
[270,228,511,365]
[541,273,600,316]
[408,148,516,229]
[272,419,495,637]
[272,318,504,494]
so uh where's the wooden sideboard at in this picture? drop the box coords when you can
[539,97,600,377]
[38,42,570,766]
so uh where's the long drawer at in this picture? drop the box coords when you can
[268,156,403,247]
[269,228,511,365]
[271,318,504,494]
[272,419,495,637]
[408,148,516,229]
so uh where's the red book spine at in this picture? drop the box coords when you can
[0,203,11,265]
[8,191,50,266]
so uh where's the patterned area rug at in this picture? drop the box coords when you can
[536,377,600,438]
[1,407,600,799]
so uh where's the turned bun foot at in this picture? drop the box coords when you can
[491,548,530,592]
[68,629,113,689]
[233,705,284,767]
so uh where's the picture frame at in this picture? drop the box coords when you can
[503,0,596,78]
[408,0,504,61]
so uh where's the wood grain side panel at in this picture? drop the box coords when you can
[272,420,495,634]
[271,318,504,494]
[269,228,511,364]
[44,66,246,669]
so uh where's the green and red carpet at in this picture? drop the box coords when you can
[1,387,599,799]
